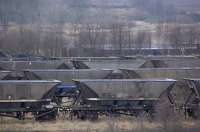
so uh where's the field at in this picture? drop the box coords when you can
[0,117,199,132]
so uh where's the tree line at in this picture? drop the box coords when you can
[0,22,199,56]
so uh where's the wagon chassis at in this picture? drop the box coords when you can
[0,99,57,120]
[65,104,156,120]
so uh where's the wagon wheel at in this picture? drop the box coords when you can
[185,97,200,119]
[56,110,71,120]
[77,111,98,121]
[137,110,153,121]
[191,105,200,119]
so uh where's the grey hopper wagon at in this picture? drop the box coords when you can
[24,69,113,83]
[71,56,200,69]
[60,55,196,62]
[70,79,176,120]
[55,56,120,61]
[120,68,200,79]
[72,59,147,70]
[126,55,197,60]
[0,60,72,70]
[0,80,61,120]
[0,71,11,80]
[74,79,176,99]
[141,58,200,68]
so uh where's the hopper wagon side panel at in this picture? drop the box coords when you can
[28,70,112,83]
[78,80,174,99]
[0,81,59,100]
[83,59,146,69]
[125,68,200,79]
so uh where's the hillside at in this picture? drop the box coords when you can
[165,0,200,12]
[0,0,200,24]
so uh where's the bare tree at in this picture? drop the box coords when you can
[167,24,182,54]
[134,30,152,53]
[110,23,126,56]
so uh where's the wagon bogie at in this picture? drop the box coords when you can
[34,109,58,121]
[181,78,200,119]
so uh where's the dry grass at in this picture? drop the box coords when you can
[0,116,199,132]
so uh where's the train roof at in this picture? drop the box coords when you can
[184,78,200,81]
[0,59,63,62]
[24,69,112,72]
[53,55,196,59]
[0,80,61,84]
[0,71,11,73]
[120,67,200,70]
[73,78,177,82]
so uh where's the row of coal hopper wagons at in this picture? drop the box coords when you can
[0,56,199,120]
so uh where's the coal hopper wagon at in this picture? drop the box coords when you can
[0,71,11,80]
[71,59,146,70]
[0,80,61,120]
[121,68,200,79]
[23,69,113,83]
[0,60,72,70]
[141,58,200,68]
[68,79,176,120]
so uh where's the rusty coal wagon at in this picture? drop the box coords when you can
[0,80,61,120]
[68,79,176,120]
